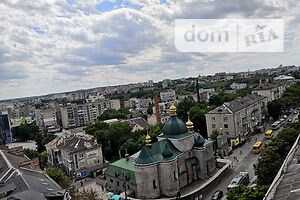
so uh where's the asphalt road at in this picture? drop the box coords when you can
[205,111,299,200]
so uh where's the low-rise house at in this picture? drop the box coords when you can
[120,117,150,131]
[0,146,69,200]
[45,134,104,179]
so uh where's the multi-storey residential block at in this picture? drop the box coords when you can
[205,94,267,146]
[124,98,152,109]
[35,108,58,129]
[60,99,120,129]
[0,111,11,144]
[230,82,247,90]
[252,81,286,102]
[160,90,176,102]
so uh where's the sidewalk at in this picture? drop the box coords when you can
[224,132,266,169]
[74,177,108,199]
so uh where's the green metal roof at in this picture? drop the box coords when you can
[104,158,136,184]
[193,133,205,148]
[162,116,189,137]
[134,139,182,166]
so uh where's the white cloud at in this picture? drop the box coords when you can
[0,0,300,99]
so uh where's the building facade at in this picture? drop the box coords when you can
[0,111,11,144]
[59,99,120,129]
[160,90,176,102]
[205,94,267,146]
[57,135,104,179]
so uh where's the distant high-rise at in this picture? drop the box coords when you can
[0,111,11,144]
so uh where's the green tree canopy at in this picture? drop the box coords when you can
[46,168,70,189]
[177,96,197,122]
[226,185,268,200]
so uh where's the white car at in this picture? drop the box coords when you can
[283,115,287,119]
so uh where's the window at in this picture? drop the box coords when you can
[79,154,84,158]
[117,181,119,186]
[223,117,227,122]
[127,185,130,189]
[212,124,216,129]
[211,117,215,121]
[174,171,177,181]
[153,180,157,189]
[110,179,113,183]
[224,124,228,129]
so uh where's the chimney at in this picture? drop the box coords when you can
[154,95,161,123]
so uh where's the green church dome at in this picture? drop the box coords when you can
[163,116,188,136]
[194,133,205,148]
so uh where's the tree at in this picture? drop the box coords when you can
[46,168,70,189]
[254,123,300,186]
[147,103,154,115]
[98,108,130,121]
[267,100,283,120]
[189,106,207,138]
[177,96,197,122]
[226,185,268,200]
[210,129,219,141]
[35,132,56,153]
[17,122,39,141]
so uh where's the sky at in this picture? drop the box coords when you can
[0,0,300,100]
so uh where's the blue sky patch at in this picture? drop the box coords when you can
[66,0,75,5]
[29,27,45,34]
[96,0,142,12]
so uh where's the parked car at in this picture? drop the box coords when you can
[288,118,292,122]
[211,190,223,200]
[283,115,287,119]
[227,172,250,190]
[294,110,298,114]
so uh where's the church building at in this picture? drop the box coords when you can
[105,104,216,199]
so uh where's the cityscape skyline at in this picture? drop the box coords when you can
[0,64,296,101]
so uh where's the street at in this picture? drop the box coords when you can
[205,111,299,200]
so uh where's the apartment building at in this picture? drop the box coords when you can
[160,90,176,102]
[205,94,267,146]
[0,111,11,144]
[252,82,286,102]
[35,108,58,129]
[230,82,247,90]
[124,98,152,109]
[60,99,120,129]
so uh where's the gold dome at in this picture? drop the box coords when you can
[170,104,177,116]
[146,133,151,146]
[186,112,194,132]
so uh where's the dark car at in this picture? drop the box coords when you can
[211,190,223,200]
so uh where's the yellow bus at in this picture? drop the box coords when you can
[265,130,273,139]
[252,141,263,154]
